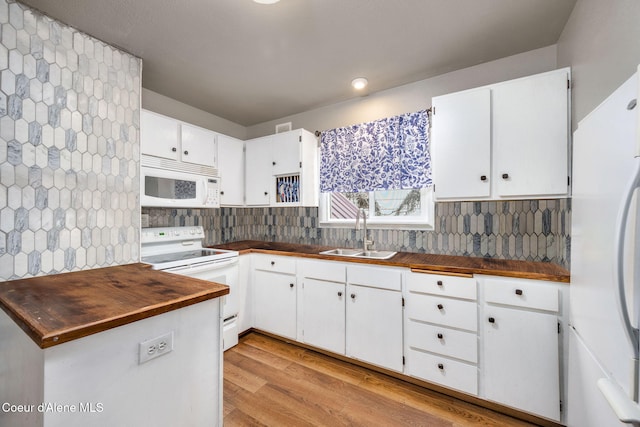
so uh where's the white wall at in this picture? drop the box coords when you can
[142,88,247,140]
[557,0,640,128]
[246,45,558,138]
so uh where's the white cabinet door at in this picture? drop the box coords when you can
[492,70,569,197]
[346,284,403,372]
[482,305,560,421]
[302,278,346,354]
[271,131,301,176]
[253,270,296,339]
[181,123,217,168]
[245,136,272,205]
[217,134,244,206]
[431,88,491,200]
[140,110,180,161]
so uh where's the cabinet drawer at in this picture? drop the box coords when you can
[348,265,402,291]
[299,260,345,283]
[406,349,478,395]
[406,320,477,363]
[406,294,478,332]
[253,255,296,275]
[484,278,558,312]
[407,272,476,300]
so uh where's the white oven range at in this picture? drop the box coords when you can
[140,226,239,351]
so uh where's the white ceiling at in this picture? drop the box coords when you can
[18,0,577,127]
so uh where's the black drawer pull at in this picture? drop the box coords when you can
[488,317,495,323]
[351,293,356,299]
[437,280,443,286]
[271,261,275,266]
[480,175,487,181]
[338,291,343,297]
[437,363,444,370]
[437,333,443,339]
[502,173,509,179]
[515,289,523,296]
[437,304,444,310]
[289,283,294,288]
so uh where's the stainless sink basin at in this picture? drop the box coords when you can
[319,248,364,257]
[319,248,397,260]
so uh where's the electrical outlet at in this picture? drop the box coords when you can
[139,331,173,364]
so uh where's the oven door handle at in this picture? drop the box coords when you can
[166,257,238,274]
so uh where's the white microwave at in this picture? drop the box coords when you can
[141,166,220,208]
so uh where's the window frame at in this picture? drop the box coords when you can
[318,187,435,230]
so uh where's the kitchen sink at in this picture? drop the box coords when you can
[319,248,397,260]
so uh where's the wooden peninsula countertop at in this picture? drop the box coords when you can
[212,240,570,283]
[0,263,229,349]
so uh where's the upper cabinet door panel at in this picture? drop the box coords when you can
[432,88,491,199]
[141,110,180,161]
[181,123,217,168]
[492,70,569,197]
[217,134,244,206]
[272,131,301,176]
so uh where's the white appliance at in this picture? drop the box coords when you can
[140,164,221,208]
[568,68,640,426]
[140,226,239,351]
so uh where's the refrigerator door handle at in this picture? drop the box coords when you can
[614,161,640,399]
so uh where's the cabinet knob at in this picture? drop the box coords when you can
[480,175,487,181]
[515,289,523,296]
[338,291,343,297]
[271,261,275,266]
[264,191,268,196]
[437,333,444,339]
[437,280,443,287]
[184,150,189,155]
[171,147,177,152]
[437,304,444,310]
[437,363,444,370]
[220,191,224,195]
[290,283,294,288]
[502,173,509,179]
[488,317,495,323]
[351,293,356,299]
[272,161,276,166]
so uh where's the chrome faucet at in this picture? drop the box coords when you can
[355,208,374,253]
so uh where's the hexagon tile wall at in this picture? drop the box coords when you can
[0,0,142,280]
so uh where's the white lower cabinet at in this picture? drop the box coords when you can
[252,255,297,340]
[346,265,403,372]
[299,260,347,355]
[480,276,565,422]
[404,271,479,395]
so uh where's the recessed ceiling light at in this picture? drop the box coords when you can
[253,0,280,4]
[351,77,368,90]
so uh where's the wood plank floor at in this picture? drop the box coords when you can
[223,332,538,426]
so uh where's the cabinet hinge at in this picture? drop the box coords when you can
[558,322,561,334]
[567,79,571,90]
[560,399,563,412]
[299,161,302,168]
[432,106,436,115]
[402,356,405,365]
[402,297,405,307]
[568,176,571,186]
[299,135,302,142]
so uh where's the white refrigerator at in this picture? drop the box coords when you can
[568,68,640,426]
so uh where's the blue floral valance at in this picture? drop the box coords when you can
[320,110,432,193]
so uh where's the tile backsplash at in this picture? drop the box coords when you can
[0,0,142,280]
[143,198,571,269]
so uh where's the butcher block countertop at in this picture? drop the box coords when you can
[0,263,229,349]
[213,240,570,283]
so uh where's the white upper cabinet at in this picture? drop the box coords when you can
[141,109,180,161]
[431,88,491,200]
[431,68,570,201]
[140,109,218,169]
[217,134,245,206]
[244,129,318,207]
[181,123,217,168]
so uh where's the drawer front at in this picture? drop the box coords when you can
[347,265,402,291]
[299,259,345,283]
[406,320,478,363]
[406,294,478,332]
[484,278,558,312]
[406,349,478,395]
[407,272,477,300]
[253,254,296,275]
